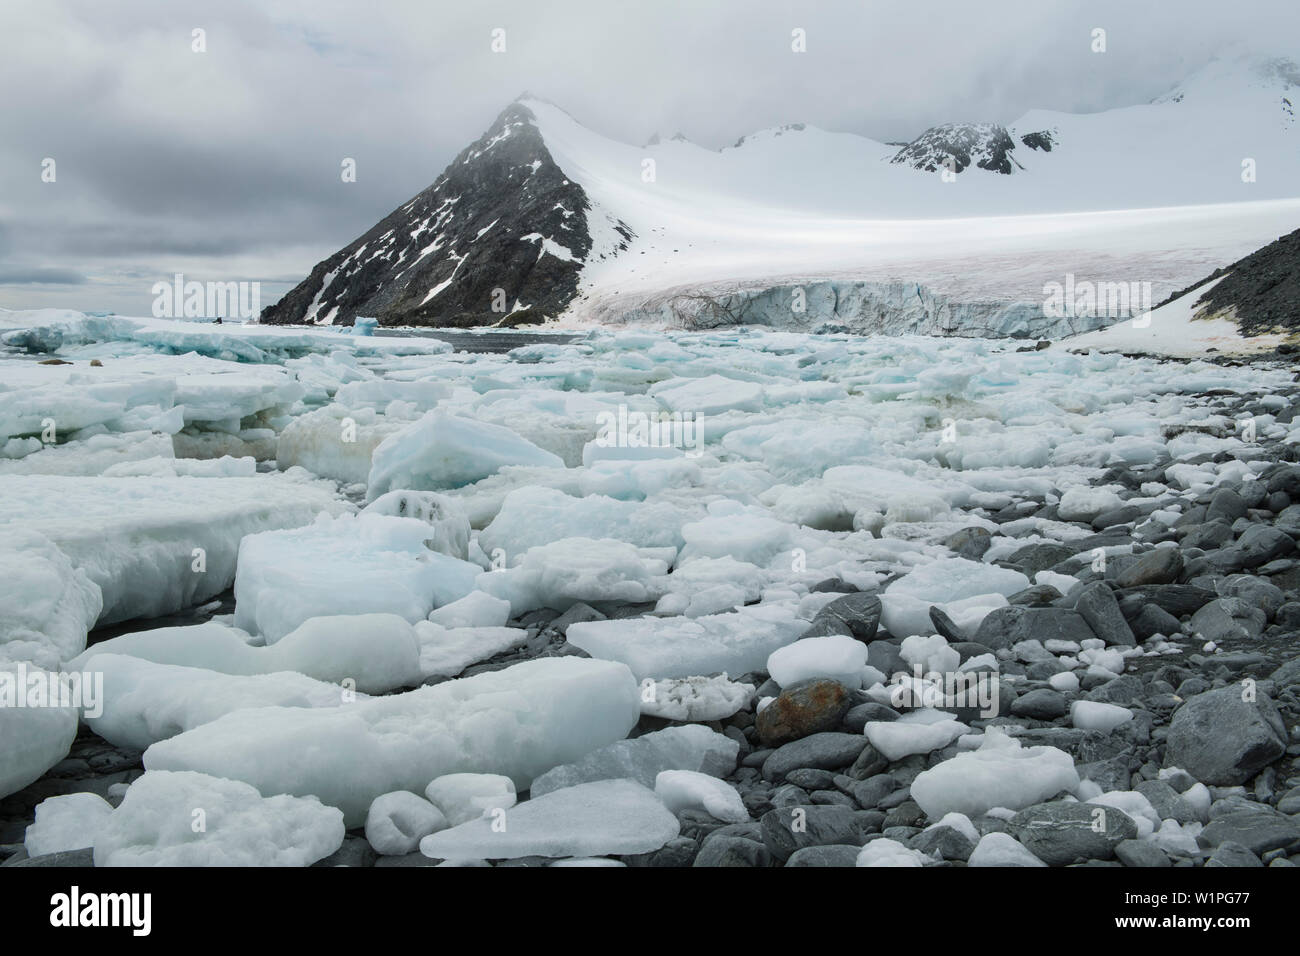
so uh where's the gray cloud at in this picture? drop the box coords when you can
[1,0,1296,314]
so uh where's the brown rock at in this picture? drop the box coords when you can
[755,679,852,748]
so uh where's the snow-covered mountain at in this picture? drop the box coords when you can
[263,54,1300,329]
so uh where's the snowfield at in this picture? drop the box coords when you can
[2,307,1300,868]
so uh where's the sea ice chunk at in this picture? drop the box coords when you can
[639,674,755,721]
[144,658,640,825]
[967,831,1048,867]
[529,724,738,798]
[368,410,563,498]
[476,537,669,614]
[1070,700,1134,732]
[73,615,423,695]
[0,664,80,799]
[424,773,518,826]
[856,838,932,867]
[865,719,968,761]
[83,654,354,750]
[25,792,114,856]
[364,791,448,856]
[413,621,528,678]
[909,729,1080,819]
[93,770,344,867]
[0,474,344,625]
[566,603,807,680]
[426,591,512,628]
[0,529,102,668]
[361,489,470,559]
[420,779,679,860]
[234,512,481,641]
[654,770,749,823]
[768,635,869,688]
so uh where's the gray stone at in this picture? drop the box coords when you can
[1114,839,1171,867]
[1010,688,1068,720]
[761,732,868,782]
[1116,584,1216,618]
[845,742,889,780]
[1128,603,1182,641]
[1010,801,1138,865]
[693,834,772,867]
[1276,786,1300,815]
[1204,841,1264,867]
[800,592,882,642]
[1008,584,1066,606]
[1074,582,1136,646]
[1134,779,1204,824]
[760,805,867,861]
[928,605,967,641]
[625,836,698,867]
[972,606,1097,651]
[784,768,837,791]
[1078,756,1131,793]
[908,824,975,861]
[1220,575,1284,619]
[1114,548,1184,588]
[1189,598,1267,642]
[842,702,897,734]
[1207,488,1248,524]
[1236,525,1295,568]
[1006,543,1077,577]
[1165,686,1287,785]
[1182,521,1235,551]
[1199,809,1300,856]
[783,844,861,867]
[845,774,896,809]
[947,527,992,561]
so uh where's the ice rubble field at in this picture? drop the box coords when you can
[2,308,1298,865]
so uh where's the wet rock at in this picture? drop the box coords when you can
[693,834,772,867]
[1165,686,1287,785]
[761,733,868,782]
[1236,525,1295,568]
[760,805,867,862]
[972,606,1095,651]
[1074,582,1136,646]
[755,679,853,748]
[799,592,882,642]
[1114,548,1184,588]
[1010,688,1068,720]
[1199,808,1300,856]
[946,527,992,561]
[783,844,861,867]
[1010,801,1137,866]
[1188,598,1267,642]
[1205,841,1264,867]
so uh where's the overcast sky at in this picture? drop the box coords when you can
[2,0,1297,314]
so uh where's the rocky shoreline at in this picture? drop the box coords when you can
[6,376,1300,868]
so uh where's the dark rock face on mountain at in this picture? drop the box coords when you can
[891,123,1022,175]
[1154,227,1300,338]
[261,102,632,328]
[1020,130,1056,151]
[891,124,1059,174]
[1191,228,1300,337]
